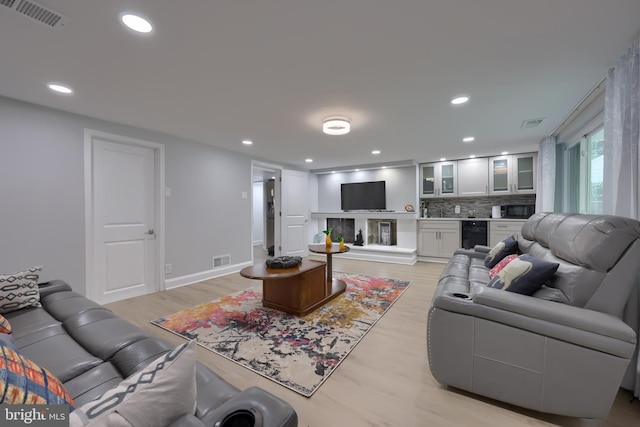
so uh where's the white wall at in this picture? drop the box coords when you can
[0,96,256,294]
[316,166,417,212]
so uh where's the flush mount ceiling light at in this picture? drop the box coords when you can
[121,13,153,33]
[322,116,350,135]
[451,96,469,105]
[462,136,475,143]
[48,83,72,94]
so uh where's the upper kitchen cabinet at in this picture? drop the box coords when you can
[420,161,457,198]
[457,157,489,197]
[488,153,537,195]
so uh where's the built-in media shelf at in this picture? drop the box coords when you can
[312,211,418,219]
[310,212,418,264]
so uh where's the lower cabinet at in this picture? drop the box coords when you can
[418,220,460,258]
[489,221,525,247]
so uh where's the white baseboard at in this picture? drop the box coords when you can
[165,261,253,290]
[416,256,449,264]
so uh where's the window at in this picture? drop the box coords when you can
[586,127,604,214]
[561,126,604,214]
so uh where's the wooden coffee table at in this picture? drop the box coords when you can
[240,259,339,316]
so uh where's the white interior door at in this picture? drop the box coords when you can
[91,139,158,303]
[280,169,309,257]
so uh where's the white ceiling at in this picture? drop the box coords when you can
[2,1,640,171]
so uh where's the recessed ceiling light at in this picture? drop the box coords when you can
[305,158,313,163]
[121,14,153,33]
[242,140,253,145]
[372,150,381,155]
[501,151,509,155]
[48,83,72,94]
[469,154,476,158]
[381,166,387,169]
[462,136,475,143]
[331,171,336,174]
[322,116,350,135]
[355,169,360,172]
[440,157,446,161]
[451,96,469,105]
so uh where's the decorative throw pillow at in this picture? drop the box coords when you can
[0,341,75,408]
[0,266,43,314]
[488,254,519,279]
[0,313,12,335]
[69,340,197,427]
[484,236,519,268]
[0,332,17,350]
[488,254,560,295]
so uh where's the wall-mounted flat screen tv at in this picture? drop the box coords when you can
[341,181,386,211]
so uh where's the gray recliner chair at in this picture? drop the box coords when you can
[427,212,640,419]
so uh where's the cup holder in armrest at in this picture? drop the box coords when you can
[214,409,262,427]
[451,292,471,300]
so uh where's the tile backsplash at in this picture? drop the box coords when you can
[421,195,536,218]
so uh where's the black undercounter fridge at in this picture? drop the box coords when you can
[461,220,488,249]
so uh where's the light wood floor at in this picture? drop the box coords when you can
[105,252,640,427]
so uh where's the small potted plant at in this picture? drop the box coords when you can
[323,228,332,247]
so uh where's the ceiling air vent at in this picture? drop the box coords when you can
[521,118,545,129]
[1,0,69,29]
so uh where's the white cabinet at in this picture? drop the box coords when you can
[420,161,457,198]
[489,221,525,247]
[418,220,460,258]
[489,153,537,195]
[457,157,489,197]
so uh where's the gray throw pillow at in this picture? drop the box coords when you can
[69,340,197,427]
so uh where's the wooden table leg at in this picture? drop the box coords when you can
[325,253,333,294]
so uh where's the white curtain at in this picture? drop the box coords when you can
[604,36,640,400]
[535,136,556,213]
[603,37,640,219]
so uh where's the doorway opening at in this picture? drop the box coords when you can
[251,162,281,262]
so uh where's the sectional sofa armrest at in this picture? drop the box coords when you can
[199,386,297,427]
[452,248,487,260]
[38,279,72,298]
[167,413,206,427]
[473,244,492,253]
[432,286,637,358]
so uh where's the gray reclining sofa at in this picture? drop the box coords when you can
[5,280,298,427]
[427,212,640,419]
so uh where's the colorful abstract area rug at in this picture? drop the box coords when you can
[151,273,411,396]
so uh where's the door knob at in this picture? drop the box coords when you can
[147,229,155,235]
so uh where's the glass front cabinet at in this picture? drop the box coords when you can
[488,153,537,195]
[420,161,457,198]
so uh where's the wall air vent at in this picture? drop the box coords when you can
[1,0,69,29]
[213,254,231,269]
[520,118,545,129]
